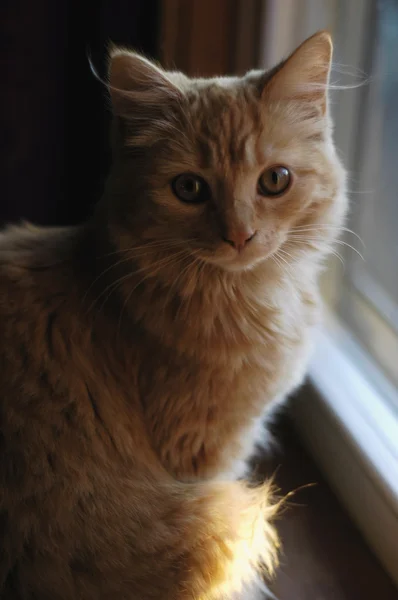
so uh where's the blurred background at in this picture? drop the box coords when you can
[1,0,397,596]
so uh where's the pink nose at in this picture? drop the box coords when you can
[223,229,256,252]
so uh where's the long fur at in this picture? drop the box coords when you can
[0,32,347,598]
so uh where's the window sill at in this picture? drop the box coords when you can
[292,314,398,589]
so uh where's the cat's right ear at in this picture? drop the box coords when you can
[263,31,333,115]
[108,48,183,118]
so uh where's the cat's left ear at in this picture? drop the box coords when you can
[108,47,183,118]
[264,31,333,114]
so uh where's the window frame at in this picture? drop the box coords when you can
[292,315,398,588]
[258,0,398,588]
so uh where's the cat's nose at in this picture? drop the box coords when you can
[223,229,256,252]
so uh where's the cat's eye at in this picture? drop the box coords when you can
[171,173,210,204]
[258,166,291,197]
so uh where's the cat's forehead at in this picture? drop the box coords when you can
[185,76,258,112]
[181,78,264,169]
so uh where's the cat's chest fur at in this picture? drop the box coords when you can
[136,274,319,482]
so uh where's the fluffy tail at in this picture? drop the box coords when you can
[163,478,280,600]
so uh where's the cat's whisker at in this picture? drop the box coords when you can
[185,255,205,291]
[89,249,190,317]
[131,249,191,284]
[88,238,202,301]
[288,234,364,261]
[273,251,295,279]
[330,249,346,269]
[270,253,291,282]
[189,254,207,298]
[286,239,346,269]
[117,241,189,257]
[277,247,298,264]
[84,240,195,304]
[290,225,364,247]
[328,239,365,261]
[83,254,137,305]
[98,238,198,259]
[116,251,193,337]
[89,271,136,317]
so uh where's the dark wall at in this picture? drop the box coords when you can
[0,0,159,227]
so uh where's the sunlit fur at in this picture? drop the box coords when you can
[0,32,347,599]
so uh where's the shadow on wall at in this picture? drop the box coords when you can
[1,0,159,227]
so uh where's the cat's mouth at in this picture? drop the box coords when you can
[195,236,282,272]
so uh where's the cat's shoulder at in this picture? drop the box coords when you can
[0,222,81,266]
[0,222,83,318]
[0,222,84,280]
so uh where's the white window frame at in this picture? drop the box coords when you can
[257,0,398,588]
[293,314,398,587]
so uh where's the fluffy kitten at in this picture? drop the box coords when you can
[0,31,346,599]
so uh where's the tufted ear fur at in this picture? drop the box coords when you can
[108,48,183,118]
[264,31,333,114]
[107,48,186,147]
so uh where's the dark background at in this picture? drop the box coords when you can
[0,0,160,227]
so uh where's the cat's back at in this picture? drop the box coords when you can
[0,223,92,352]
[0,223,80,373]
[0,224,85,594]
[0,223,94,451]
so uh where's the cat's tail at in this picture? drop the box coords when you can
[160,478,280,599]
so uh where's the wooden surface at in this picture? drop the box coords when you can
[254,414,398,600]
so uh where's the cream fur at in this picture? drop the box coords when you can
[0,31,347,599]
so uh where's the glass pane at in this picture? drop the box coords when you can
[336,0,398,397]
[353,0,398,327]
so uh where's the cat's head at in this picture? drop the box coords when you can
[104,31,347,273]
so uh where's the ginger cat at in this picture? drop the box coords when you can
[0,31,346,599]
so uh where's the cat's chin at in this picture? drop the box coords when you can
[201,252,268,273]
[197,242,282,273]
[220,257,266,273]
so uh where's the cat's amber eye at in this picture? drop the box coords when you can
[171,173,210,204]
[258,166,291,197]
